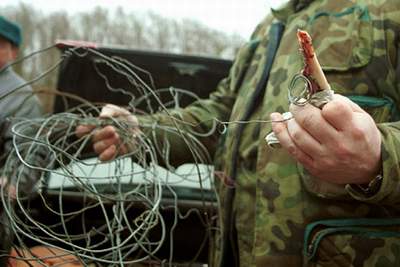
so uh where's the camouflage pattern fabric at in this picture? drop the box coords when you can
[142,0,400,266]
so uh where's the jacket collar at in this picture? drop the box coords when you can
[271,0,315,23]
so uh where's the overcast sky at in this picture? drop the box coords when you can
[1,0,284,39]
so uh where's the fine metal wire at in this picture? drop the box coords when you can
[0,46,219,266]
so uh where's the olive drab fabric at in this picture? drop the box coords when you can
[141,0,400,266]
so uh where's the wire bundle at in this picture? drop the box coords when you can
[0,46,219,266]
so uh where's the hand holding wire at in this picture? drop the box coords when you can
[272,94,382,185]
[76,104,141,161]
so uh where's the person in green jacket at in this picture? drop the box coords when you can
[78,0,400,266]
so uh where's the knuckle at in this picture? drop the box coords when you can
[325,99,345,113]
[300,113,316,130]
[104,125,117,133]
[351,126,365,140]
[324,99,343,112]
[93,142,102,154]
[75,126,86,137]
[108,137,120,147]
[290,128,302,141]
[272,121,285,134]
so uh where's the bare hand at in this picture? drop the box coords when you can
[75,104,140,161]
[271,94,381,185]
[9,246,83,266]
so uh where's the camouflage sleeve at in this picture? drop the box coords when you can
[346,123,400,206]
[346,9,400,205]
[139,76,234,166]
[139,70,239,166]
[138,17,271,166]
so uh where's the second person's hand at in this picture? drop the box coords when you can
[75,104,141,161]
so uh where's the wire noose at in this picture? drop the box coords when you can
[288,73,314,106]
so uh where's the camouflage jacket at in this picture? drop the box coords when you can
[145,0,400,266]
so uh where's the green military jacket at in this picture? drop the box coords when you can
[144,0,400,266]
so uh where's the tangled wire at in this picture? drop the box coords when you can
[0,45,219,266]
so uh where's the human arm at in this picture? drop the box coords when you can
[76,75,237,165]
[76,36,265,164]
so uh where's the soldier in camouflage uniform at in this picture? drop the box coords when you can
[81,0,400,266]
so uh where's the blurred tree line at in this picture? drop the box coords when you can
[1,3,244,111]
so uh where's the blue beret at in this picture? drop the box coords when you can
[0,16,21,47]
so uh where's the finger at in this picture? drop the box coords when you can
[271,113,295,155]
[45,258,82,266]
[7,185,16,199]
[30,246,82,266]
[99,145,117,161]
[100,104,140,126]
[333,94,364,113]
[117,144,128,155]
[0,177,14,199]
[58,263,83,267]
[270,113,313,166]
[100,104,130,118]
[287,117,322,157]
[11,248,43,267]
[75,125,96,138]
[321,99,353,131]
[92,125,118,143]
[290,103,337,143]
[9,248,29,267]
[14,261,40,267]
[93,135,120,155]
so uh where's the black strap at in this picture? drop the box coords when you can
[219,21,285,267]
